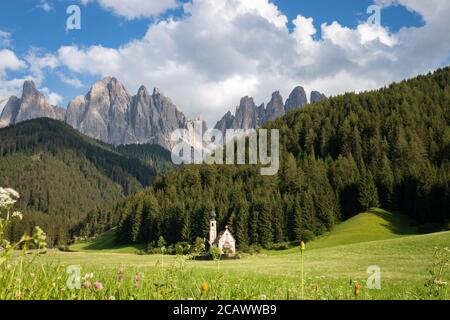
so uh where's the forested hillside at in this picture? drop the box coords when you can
[116,144,174,174]
[115,67,450,248]
[0,118,168,245]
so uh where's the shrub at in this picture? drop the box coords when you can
[175,242,191,255]
[300,230,315,243]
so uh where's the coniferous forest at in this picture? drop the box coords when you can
[0,119,171,245]
[114,67,450,248]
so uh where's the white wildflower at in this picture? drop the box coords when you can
[12,211,23,221]
[4,188,19,199]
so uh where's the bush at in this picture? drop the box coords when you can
[300,230,315,242]
[192,237,206,256]
[175,242,191,255]
[240,244,262,255]
[209,247,222,260]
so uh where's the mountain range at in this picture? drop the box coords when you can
[214,87,326,135]
[0,78,325,148]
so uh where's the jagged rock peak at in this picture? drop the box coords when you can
[310,91,327,103]
[264,91,285,122]
[285,86,307,112]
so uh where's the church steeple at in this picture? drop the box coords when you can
[209,211,217,244]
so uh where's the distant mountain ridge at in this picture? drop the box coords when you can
[0,81,65,128]
[0,79,203,149]
[214,86,326,135]
[0,79,326,147]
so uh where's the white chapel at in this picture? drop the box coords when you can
[209,211,236,255]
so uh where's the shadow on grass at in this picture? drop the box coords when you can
[369,208,419,236]
[75,229,145,252]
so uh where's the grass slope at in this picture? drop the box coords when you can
[74,208,419,254]
[70,229,145,254]
[36,230,450,300]
[266,208,419,255]
[307,208,419,249]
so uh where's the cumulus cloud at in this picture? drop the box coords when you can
[0,48,65,113]
[57,73,85,88]
[41,87,63,106]
[0,50,26,73]
[3,0,445,125]
[0,49,28,113]
[80,0,179,19]
[55,0,450,125]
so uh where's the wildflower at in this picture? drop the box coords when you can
[3,188,20,199]
[133,272,144,288]
[32,226,47,250]
[200,282,209,294]
[433,279,448,287]
[82,281,91,289]
[134,273,144,283]
[94,281,103,291]
[0,188,19,208]
[300,241,305,253]
[11,211,23,221]
[117,267,125,282]
[354,283,362,297]
[83,273,94,281]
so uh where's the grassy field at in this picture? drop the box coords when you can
[1,209,449,300]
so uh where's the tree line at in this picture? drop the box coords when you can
[113,67,450,248]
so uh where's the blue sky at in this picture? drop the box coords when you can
[0,0,447,124]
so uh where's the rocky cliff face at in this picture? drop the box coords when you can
[310,91,327,103]
[0,81,65,128]
[0,78,195,149]
[0,78,328,150]
[214,86,326,134]
[66,77,190,148]
[285,86,307,112]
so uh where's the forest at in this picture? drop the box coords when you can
[0,119,171,245]
[112,67,450,249]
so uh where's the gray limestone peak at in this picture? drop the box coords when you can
[66,78,191,148]
[0,96,21,128]
[285,86,307,112]
[264,91,285,123]
[0,81,64,127]
[0,78,204,150]
[310,91,327,103]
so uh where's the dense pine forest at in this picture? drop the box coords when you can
[0,119,170,245]
[114,67,450,249]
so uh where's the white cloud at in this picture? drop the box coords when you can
[0,49,26,73]
[57,73,85,88]
[25,49,58,80]
[41,87,63,106]
[37,1,54,12]
[0,50,29,113]
[49,0,450,125]
[0,30,12,48]
[81,0,179,19]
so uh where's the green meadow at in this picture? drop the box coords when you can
[1,209,449,300]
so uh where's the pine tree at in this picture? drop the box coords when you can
[358,170,380,211]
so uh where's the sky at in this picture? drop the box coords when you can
[0,0,449,125]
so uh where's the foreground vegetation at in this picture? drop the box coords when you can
[1,208,449,300]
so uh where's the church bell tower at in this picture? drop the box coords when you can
[209,211,217,244]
